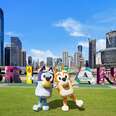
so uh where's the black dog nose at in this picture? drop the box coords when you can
[46,77,51,81]
[62,78,66,81]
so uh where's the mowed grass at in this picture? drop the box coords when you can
[0,86,116,116]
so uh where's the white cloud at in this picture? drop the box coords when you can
[5,31,23,37]
[54,18,86,37]
[54,13,116,39]
[29,49,57,62]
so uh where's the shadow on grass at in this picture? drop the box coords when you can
[48,99,85,111]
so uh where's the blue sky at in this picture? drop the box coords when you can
[1,0,116,61]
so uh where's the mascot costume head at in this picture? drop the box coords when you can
[54,70,84,111]
[33,65,53,111]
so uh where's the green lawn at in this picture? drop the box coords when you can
[0,86,116,116]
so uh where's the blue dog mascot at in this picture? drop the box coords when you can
[33,66,53,111]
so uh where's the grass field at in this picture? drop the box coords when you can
[0,85,116,116]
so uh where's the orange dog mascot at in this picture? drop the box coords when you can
[54,71,84,111]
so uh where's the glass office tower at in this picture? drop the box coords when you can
[0,8,4,66]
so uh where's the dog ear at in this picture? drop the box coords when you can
[49,67,53,73]
[38,65,46,81]
[40,65,46,72]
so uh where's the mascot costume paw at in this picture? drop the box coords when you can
[33,66,53,111]
[54,71,84,111]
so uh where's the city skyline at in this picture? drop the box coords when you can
[1,0,116,61]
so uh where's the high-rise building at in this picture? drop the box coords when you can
[46,57,53,67]
[79,57,84,67]
[68,56,73,68]
[74,52,81,68]
[57,58,62,66]
[96,51,102,65]
[21,50,26,66]
[28,56,32,65]
[73,45,84,68]
[85,60,89,67]
[54,58,62,66]
[77,45,82,56]
[89,39,96,68]
[32,59,39,70]
[101,31,116,67]
[106,31,116,48]
[62,51,69,66]
[0,8,4,66]
[37,59,39,67]
[10,37,22,66]
[40,61,45,67]
[5,44,11,66]
[78,45,82,52]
